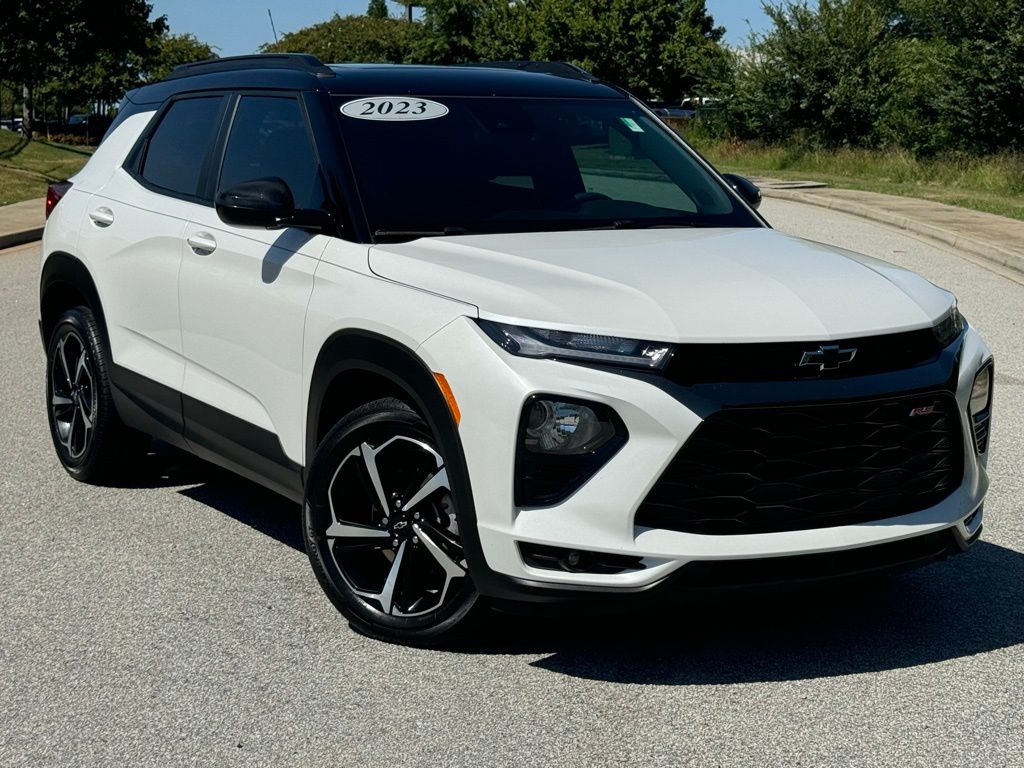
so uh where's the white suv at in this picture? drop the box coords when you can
[40,55,993,644]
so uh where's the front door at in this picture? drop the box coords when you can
[179,94,331,497]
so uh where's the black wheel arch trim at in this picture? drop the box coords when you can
[39,251,110,351]
[307,329,517,599]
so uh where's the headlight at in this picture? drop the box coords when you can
[934,302,964,347]
[478,320,673,369]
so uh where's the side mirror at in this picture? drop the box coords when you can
[216,177,334,231]
[721,173,762,210]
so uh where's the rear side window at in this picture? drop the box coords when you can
[141,97,222,197]
[218,96,323,211]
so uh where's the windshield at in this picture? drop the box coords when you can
[334,96,760,239]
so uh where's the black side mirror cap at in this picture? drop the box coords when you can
[215,177,334,232]
[216,177,296,228]
[721,173,762,210]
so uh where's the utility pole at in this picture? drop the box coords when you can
[268,9,279,43]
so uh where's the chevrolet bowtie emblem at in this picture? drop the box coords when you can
[799,344,857,371]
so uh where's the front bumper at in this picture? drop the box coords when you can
[416,318,992,599]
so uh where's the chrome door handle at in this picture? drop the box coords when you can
[88,207,114,227]
[186,232,217,255]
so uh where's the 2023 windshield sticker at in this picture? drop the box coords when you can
[340,97,449,121]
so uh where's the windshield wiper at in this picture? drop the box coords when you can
[374,227,473,241]
[611,218,701,229]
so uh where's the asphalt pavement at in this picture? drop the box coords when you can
[1,199,1022,767]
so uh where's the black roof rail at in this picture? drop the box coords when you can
[467,61,600,83]
[164,53,335,81]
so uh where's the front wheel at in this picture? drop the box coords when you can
[303,398,480,645]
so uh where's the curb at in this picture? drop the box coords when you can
[761,187,1024,277]
[0,226,44,250]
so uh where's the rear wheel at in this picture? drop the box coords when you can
[303,397,480,645]
[45,306,149,483]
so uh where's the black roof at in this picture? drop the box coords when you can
[126,55,625,106]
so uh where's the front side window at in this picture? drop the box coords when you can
[141,96,223,197]
[335,96,759,237]
[218,96,324,211]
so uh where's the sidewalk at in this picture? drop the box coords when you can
[0,198,44,250]
[755,179,1024,276]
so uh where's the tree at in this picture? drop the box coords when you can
[258,0,732,99]
[885,0,1024,153]
[367,0,389,19]
[261,13,420,64]
[722,0,1024,155]
[474,0,729,100]
[414,0,487,63]
[145,32,218,82]
[723,0,889,147]
[0,0,166,137]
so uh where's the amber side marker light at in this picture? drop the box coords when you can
[433,372,461,426]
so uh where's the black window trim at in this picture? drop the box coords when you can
[123,91,233,207]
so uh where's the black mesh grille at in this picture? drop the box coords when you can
[636,392,964,535]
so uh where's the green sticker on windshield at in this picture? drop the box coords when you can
[620,117,644,133]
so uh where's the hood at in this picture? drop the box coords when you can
[369,228,953,343]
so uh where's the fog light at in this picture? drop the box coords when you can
[969,362,993,454]
[515,395,627,506]
[970,365,992,417]
[525,399,612,455]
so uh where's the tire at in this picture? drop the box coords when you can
[303,397,481,646]
[45,306,150,483]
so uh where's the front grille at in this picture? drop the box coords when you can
[663,327,948,385]
[636,392,964,535]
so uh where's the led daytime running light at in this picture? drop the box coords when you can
[479,320,673,369]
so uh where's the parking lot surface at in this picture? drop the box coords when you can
[1,199,1022,767]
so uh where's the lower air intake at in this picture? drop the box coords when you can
[635,392,964,535]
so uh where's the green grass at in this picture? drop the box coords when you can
[0,129,93,206]
[684,135,1024,222]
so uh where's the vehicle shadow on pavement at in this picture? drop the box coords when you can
[476,542,1024,684]
[126,442,305,550]
[140,444,1023,684]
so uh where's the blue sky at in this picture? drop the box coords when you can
[150,1,775,57]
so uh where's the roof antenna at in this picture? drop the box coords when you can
[267,9,279,43]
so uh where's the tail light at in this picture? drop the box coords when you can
[45,181,72,220]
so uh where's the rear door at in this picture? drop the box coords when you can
[78,94,226,439]
[179,93,331,495]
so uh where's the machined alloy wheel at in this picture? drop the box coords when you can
[45,306,150,482]
[50,329,97,461]
[304,398,479,644]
